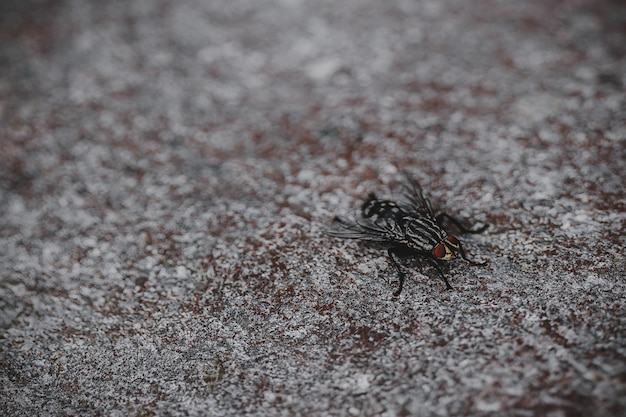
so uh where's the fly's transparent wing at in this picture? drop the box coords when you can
[324,217,403,243]
[399,174,435,218]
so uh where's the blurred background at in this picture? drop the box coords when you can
[1,1,625,416]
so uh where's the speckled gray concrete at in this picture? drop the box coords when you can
[1,1,625,416]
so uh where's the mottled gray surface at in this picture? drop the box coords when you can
[1,0,625,416]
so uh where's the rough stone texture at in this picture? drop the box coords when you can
[1,0,625,416]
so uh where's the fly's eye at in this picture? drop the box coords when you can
[445,235,459,246]
[433,243,446,259]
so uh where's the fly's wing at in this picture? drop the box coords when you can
[398,174,435,218]
[324,216,404,243]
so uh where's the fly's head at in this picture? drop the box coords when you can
[433,235,460,261]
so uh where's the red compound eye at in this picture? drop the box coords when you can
[445,235,459,245]
[433,243,446,259]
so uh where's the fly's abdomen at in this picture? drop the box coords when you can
[361,194,402,220]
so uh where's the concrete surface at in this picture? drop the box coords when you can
[1,0,625,416]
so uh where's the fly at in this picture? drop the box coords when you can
[325,175,488,295]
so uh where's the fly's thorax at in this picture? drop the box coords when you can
[433,235,461,261]
[403,216,447,252]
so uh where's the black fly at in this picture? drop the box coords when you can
[325,175,488,296]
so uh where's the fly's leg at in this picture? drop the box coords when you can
[436,213,487,234]
[458,241,488,266]
[387,247,406,296]
[426,257,453,290]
